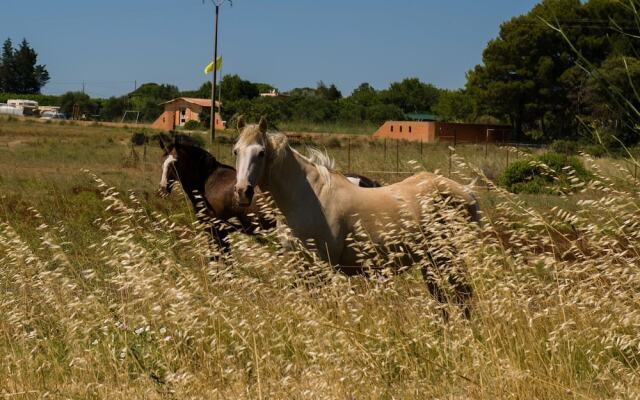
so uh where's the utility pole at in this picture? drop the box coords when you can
[211,2,220,143]
[203,0,231,143]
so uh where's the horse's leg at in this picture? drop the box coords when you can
[213,226,231,254]
[204,222,230,262]
[422,250,473,320]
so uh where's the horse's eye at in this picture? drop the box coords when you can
[258,150,265,158]
[233,149,238,156]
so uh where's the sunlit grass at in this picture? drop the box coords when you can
[1,118,639,398]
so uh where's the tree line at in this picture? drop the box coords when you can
[3,75,475,127]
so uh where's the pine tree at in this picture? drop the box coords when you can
[0,38,49,94]
[0,38,16,92]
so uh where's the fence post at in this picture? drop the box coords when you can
[347,137,351,171]
[420,139,423,159]
[448,147,452,178]
[506,146,509,168]
[396,139,399,174]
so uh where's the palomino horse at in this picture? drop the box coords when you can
[233,118,480,308]
[158,136,275,252]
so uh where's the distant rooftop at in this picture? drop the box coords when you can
[160,97,221,107]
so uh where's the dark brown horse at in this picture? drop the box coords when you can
[158,136,275,252]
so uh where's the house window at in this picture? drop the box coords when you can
[390,125,394,132]
[409,126,412,133]
[400,126,403,133]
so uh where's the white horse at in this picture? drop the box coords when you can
[233,117,479,306]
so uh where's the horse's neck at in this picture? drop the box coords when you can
[179,157,217,210]
[264,148,329,224]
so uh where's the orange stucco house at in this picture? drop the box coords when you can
[373,121,510,144]
[151,97,224,131]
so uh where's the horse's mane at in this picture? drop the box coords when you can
[266,133,335,185]
[177,143,224,172]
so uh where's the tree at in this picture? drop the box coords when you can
[219,75,259,101]
[0,38,49,93]
[316,81,342,101]
[255,82,276,94]
[581,56,640,146]
[286,87,316,97]
[59,92,98,118]
[467,0,639,141]
[129,83,180,121]
[337,100,366,123]
[130,82,179,101]
[350,83,379,106]
[380,78,440,113]
[0,39,16,92]
[292,96,338,122]
[100,96,129,121]
[366,104,404,124]
[433,89,476,122]
[181,81,212,98]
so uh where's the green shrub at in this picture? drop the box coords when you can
[183,120,201,130]
[581,143,607,158]
[550,139,578,155]
[130,132,147,146]
[500,152,591,194]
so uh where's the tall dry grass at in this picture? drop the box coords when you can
[1,133,639,398]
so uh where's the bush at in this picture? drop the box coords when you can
[500,152,591,194]
[183,120,201,130]
[130,132,147,146]
[550,139,578,155]
[581,143,607,158]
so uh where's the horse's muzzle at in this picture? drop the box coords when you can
[235,183,254,207]
[157,184,172,198]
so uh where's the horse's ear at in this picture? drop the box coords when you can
[159,139,167,152]
[258,116,267,133]
[236,115,245,131]
[173,135,180,149]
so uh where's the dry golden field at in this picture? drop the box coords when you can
[1,117,639,399]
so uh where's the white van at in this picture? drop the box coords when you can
[0,103,23,116]
[7,99,39,116]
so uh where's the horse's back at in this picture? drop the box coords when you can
[340,171,479,227]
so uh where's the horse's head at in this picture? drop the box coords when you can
[158,138,179,196]
[233,116,269,206]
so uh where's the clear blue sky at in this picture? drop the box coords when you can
[1,0,539,98]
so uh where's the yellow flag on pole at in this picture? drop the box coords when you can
[204,56,222,74]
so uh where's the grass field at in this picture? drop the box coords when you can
[1,117,639,399]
